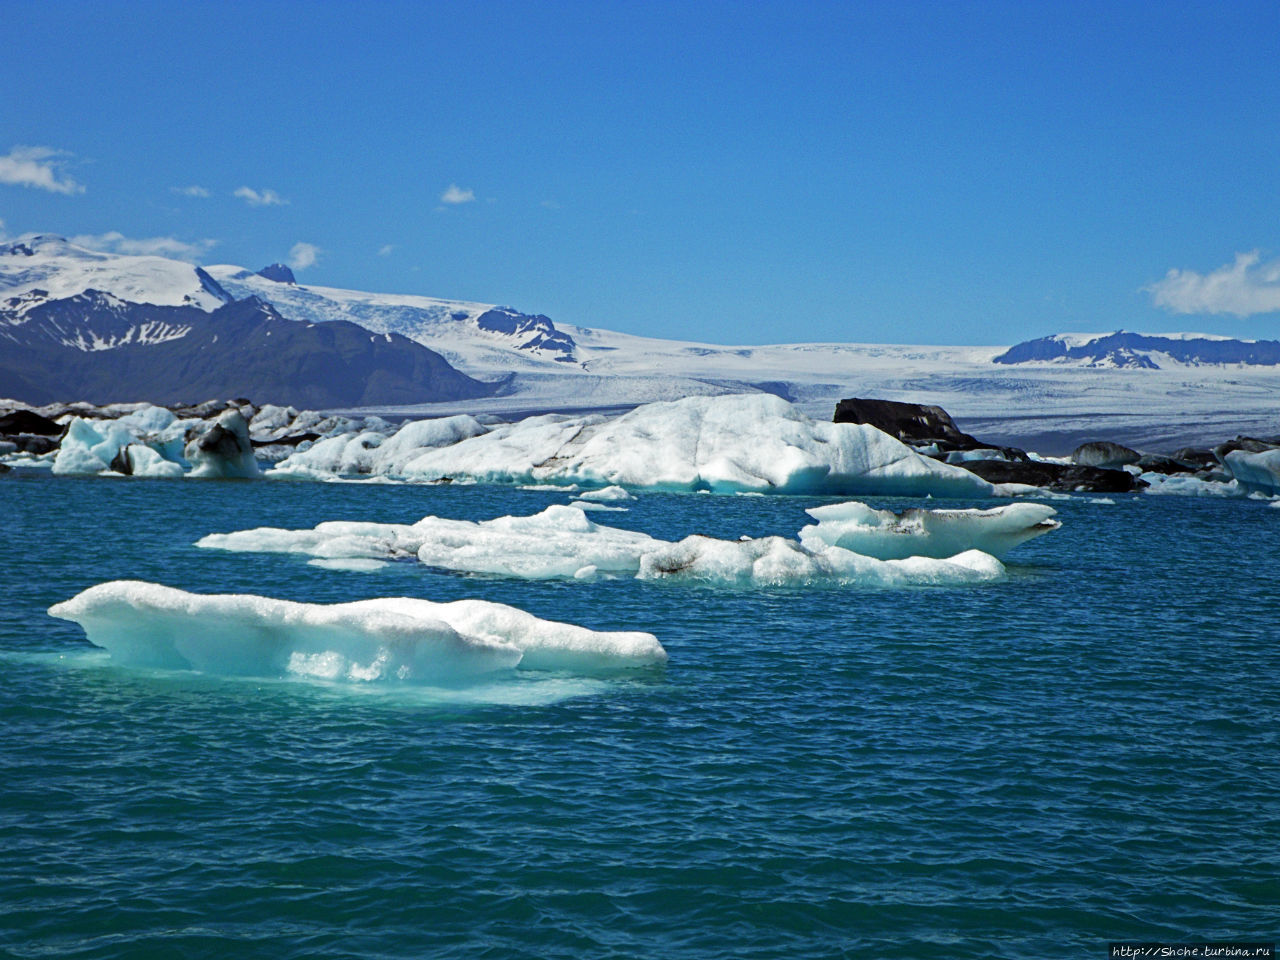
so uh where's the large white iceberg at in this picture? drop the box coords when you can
[48,580,665,682]
[797,501,1060,560]
[398,395,996,496]
[197,503,1012,588]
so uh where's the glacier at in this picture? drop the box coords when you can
[196,501,1024,588]
[48,580,666,683]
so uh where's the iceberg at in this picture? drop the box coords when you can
[184,409,261,479]
[48,580,665,682]
[51,409,187,476]
[398,395,995,496]
[198,503,1010,588]
[1222,449,1280,497]
[797,501,1060,560]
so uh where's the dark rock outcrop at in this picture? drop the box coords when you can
[1072,441,1140,469]
[256,263,297,284]
[834,398,985,450]
[0,409,62,436]
[959,459,1143,493]
[995,331,1280,368]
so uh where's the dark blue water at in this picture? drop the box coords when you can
[2,472,1277,958]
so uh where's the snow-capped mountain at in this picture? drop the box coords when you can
[0,237,492,407]
[207,264,578,371]
[994,331,1280,368]
[3,233,1278,452]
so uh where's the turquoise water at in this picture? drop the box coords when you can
[2,472,1278,958]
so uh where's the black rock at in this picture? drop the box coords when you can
[833,397,984,450]
[1212,437,1280,461]
[958,459,1143,493]
[1135,454,1195,476]
[1072,441,1140,469]
[0,409,62,436]
[1170,447,1218,469]
[256,263,297,284]
[250,431,320,448]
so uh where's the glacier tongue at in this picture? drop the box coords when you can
[48,581,666,683]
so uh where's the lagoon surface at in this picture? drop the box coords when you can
[2,472,1277,958]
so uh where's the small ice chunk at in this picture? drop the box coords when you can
[576,485,635,502]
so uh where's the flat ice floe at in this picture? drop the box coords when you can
[797,501,1060,560]
[197,502,1015,587]
[48,581,665,683]
[272,394,995,498]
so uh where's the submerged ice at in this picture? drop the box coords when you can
[48,581,666,683]
[196,499,1048,587]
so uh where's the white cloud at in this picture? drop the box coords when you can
[1146,251,1280,317]
[288,242,320,270]
[171,185,210,198]
[0,145,84,195]
[234,186,288,207]
[71,231,217,261]
[378,244,394,256]
[440,183,475,204]
[540,199,561,210]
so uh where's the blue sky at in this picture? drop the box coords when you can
[3,0,1279,345]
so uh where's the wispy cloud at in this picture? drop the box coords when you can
[377,244,394,257]
[440,183,475,205]
[540,199,561,210]
[0,146,84,195]
[234,186,288,207]
[288,242,320,270]
[1146,251,1280,316]
[71,231,217,261]
[171,185,210,198]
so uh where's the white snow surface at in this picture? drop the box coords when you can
[1,235,226,311]
[196,502,1012,588]
[797,501,1060,560]
[48,580,666,682]
[269,415,488,478]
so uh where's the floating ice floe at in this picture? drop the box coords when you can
[48,580,666,683]
[796,501,1060,560]
[1138,472,1244,497]
[197,502,1020,587]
